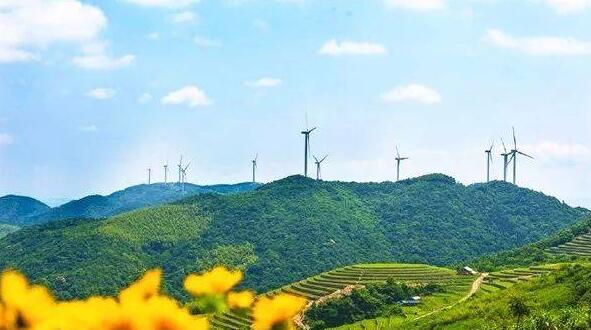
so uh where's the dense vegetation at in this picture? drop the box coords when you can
[305,280,442,329]
[0,224,19,238]
[1,182,259,226]
[469,215,591,271]
[0,174,586,301]
[410,263,591,329]
[0,195,50,225]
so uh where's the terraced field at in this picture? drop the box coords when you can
[548,232,591,257]
[210,263,474,330]
[479,265,557,293]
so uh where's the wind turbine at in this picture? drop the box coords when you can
[510,127,533,185]
[177,155,183,184]
[485,142,494,182]
[500,138,512,182]
[395,146,409,182]
[301,127,317,177]
[313,155,328,180]
[163,163,168,184]
[251,154,258,183]
[147,168,151,185]
[181,162,191,192]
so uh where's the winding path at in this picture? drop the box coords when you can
[412,272,488,321]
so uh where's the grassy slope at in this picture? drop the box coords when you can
[406,263,591,329]
[0,174,585,300]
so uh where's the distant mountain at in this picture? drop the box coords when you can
[0,195,50,226]
[0,174,586,301]
[1,182,260,226]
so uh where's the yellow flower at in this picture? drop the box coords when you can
[0,270,55,328]
[119,269,162,304]
[252,294,307,330]
[184,266,242,296]
[142,296,209,330]
[227,290,255,310]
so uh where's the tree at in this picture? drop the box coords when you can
[509,296,530,325]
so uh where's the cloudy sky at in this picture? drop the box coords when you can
[1,0,591,207]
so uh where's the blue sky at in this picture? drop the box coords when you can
[1,0,591,207]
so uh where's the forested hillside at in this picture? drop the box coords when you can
[0,195,50,226]
[470,215,591,271]
[2,182,259,226]
[0,174,585,300]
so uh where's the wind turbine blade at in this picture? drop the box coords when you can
[320,155,328,163]
[512,127,517,149]
[501,138,507,153]
[518,151,534,159]
[396,146,400,158]
[313,155,319,162]
[184,162,191,170]
[309,127,317,133]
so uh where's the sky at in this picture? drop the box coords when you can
[1,0,591,208]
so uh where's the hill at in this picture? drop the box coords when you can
[0,195,50,226]
[469,215,591,271]
[405,263,591,329]
[211,263,477,330]
[0,174,586,300]
[3,182,260,226]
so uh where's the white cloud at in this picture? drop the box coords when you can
[72,41,135,70]
[0,0,106,63]
[485,29,591,56]
[172,11,196,23]
[147,32,160,40]
[78,125,98,132]
[138,93,153,104]
[194,36,222,48]
[384,0,446,11]
[86,88,116,100]
[319,39,387,56]
[162,86,212,107]
[381,84,441,105]
[245,77,283,88]
[0,133,14,146]
[523,142,590,159]
[546,0,591,14]
[73,53,135,70]
[120,0,200,8]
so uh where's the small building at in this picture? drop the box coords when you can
[400,296,421,306]
[457,266,478,275]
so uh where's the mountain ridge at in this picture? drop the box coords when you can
[0,182,261,226]
[0,174,586,300]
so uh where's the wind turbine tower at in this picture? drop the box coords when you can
[301,127,317,177]
[181,162,191,192]
[500,139,511,182]
[510,127,533,185]
[395,146,409,182]
[163,163,168,184]
[147,168,151,185]
[313,155,328,180]
[485,142,494,182]
[252,154,258,183]
[177,156,183,184]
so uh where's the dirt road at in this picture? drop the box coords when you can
[413,272,488,321]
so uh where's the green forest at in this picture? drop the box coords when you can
[0,174,586,301]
